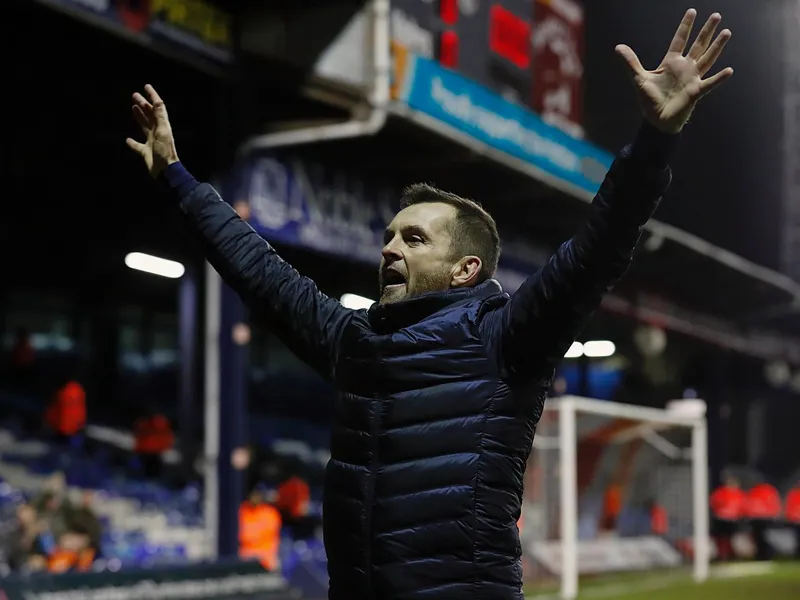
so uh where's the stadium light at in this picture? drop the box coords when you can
[124,252,185,279]
[582,340,616,358]
[340,293,375,310]
[564,340,616,358]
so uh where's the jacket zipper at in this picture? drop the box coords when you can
[365,396,380,599]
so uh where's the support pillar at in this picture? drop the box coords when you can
[216,281,249,558]
[178,265,199,464]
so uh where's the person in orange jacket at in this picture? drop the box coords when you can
[784,485,800,558]
[601,482,623,532]
[648,499,668,537]
[239,488,282,571]
[745,481,782,561]
[709,475,746,561]
[47,523,95,574]
[45,378,86,445]
[275,476,311,522]
[134,411,175,479]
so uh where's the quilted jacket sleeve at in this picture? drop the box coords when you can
[163,163,353,381]
[489,121,677,381]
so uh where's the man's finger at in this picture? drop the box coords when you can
[144,84,163,105]
[667,9,697,55]
[126,137,146,155]
[132,105,152,134]
[696,29,731,76]
[699,67,734,97]
[133,92,153,113]
[144,84,169,122]
[688,13,721,60]
[615,45,646,78]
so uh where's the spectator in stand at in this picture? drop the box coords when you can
[276,475,310,521]
[4,502,47,572]
[745,480,782,561]
[34,472,73,541]
[44,376,86,446]
[69,490,103,555]
[275,474,321,539]
[784,484,800,558]
[239,487,282,571]
[709,475,746,561]
[133,409,175,479]
[47,522,95,574]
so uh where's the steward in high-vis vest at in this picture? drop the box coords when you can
[239,489,282,571]
[710,475,746,561]
[746,482,782,561]
[784,486,800,558]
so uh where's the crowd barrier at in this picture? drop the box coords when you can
[0,560,297,600]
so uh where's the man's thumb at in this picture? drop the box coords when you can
[615,44,645,78]
[126,138,146,155]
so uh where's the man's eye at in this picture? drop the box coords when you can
[408,235,423,244]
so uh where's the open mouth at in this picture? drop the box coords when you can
[382,269,407,289]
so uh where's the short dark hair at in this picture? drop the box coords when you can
[400,183,500,282]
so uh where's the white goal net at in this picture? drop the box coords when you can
[521,396,710,599]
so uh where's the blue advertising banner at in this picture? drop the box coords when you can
[233,156,394,265]
[42,0,233,64]
[230,156,550,294]
[396,55,613,197]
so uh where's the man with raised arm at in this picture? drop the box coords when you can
[127,10,731,600]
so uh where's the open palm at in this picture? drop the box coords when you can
[126,85,179,178]
[616,9,733,134]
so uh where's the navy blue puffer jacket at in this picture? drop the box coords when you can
[166,122,674,599]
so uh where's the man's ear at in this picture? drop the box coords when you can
[450,256,482,288]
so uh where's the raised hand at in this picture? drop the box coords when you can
[616,9,733,134]
[126,84,180,178]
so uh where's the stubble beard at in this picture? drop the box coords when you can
[378,267,451,305]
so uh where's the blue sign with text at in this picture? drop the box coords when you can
[398,55,613,197]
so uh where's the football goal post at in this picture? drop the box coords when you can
[521,396,710,599]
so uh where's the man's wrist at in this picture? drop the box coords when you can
[630,120,680,169]
[161,161,199,200]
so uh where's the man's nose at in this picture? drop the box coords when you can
[381,243,402,263]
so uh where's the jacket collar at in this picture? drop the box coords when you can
[367,279,504,333]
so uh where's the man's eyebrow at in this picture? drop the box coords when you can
[383,224,431,242]
[402,224,429,238]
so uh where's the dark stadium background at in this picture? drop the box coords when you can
[2,0,798,598]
